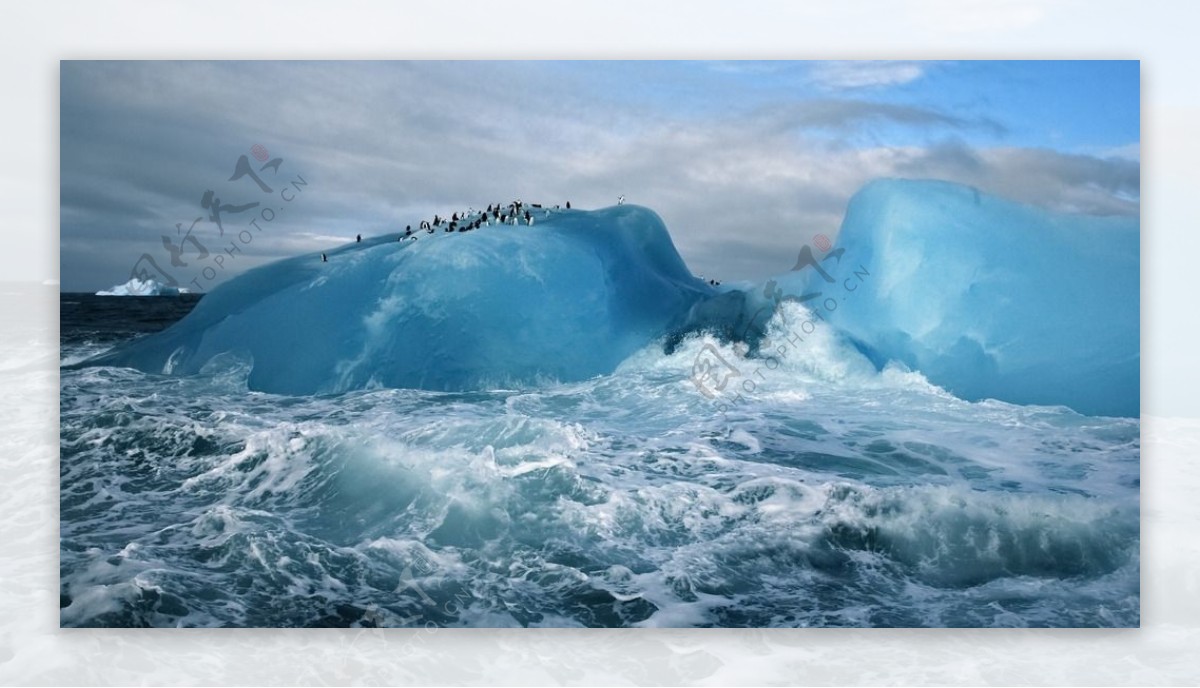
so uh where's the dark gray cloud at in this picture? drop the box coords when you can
[745,100,1006,135]
[60,61,1138,292]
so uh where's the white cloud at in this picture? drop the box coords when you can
[808,61,928,90]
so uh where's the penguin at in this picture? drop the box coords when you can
[356,234,361,243]
[566,201,571,209]
[617,195,625,205]
[405,225,412,237]
[524,210,532,225]
[321,253,327,263]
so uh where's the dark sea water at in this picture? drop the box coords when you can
[59,294,1140,628]
[60,293,204,350]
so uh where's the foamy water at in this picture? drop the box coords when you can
[59,304,1139,627]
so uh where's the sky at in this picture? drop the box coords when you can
[59,60,1140,292]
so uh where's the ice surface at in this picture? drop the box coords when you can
[83,183,1138,416]
[787,179,1139,417]
[86,206,714,394]
[96,277,190,296]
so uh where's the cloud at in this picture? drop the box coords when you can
[893,141,1140,215]
[808,61,929,90]
[542,119,1136,280]
[746,99,1006,136]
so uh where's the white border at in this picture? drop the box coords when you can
[3,1,1197,684]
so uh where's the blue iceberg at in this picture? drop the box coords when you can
[82,182,1138,416]
[785,179,1139,417]
[86,206,714,394]
[96,277,191,296]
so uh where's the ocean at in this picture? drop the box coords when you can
[59,293,1140,628]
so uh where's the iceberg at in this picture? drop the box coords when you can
[84,206,714,394]
[80,183,1139,416]
[96,277,190,296]
[784,179,1139,417]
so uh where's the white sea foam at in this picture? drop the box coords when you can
[58,305,1139,627]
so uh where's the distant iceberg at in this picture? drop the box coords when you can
[79,184,1139,416]
[96,277,190,296]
